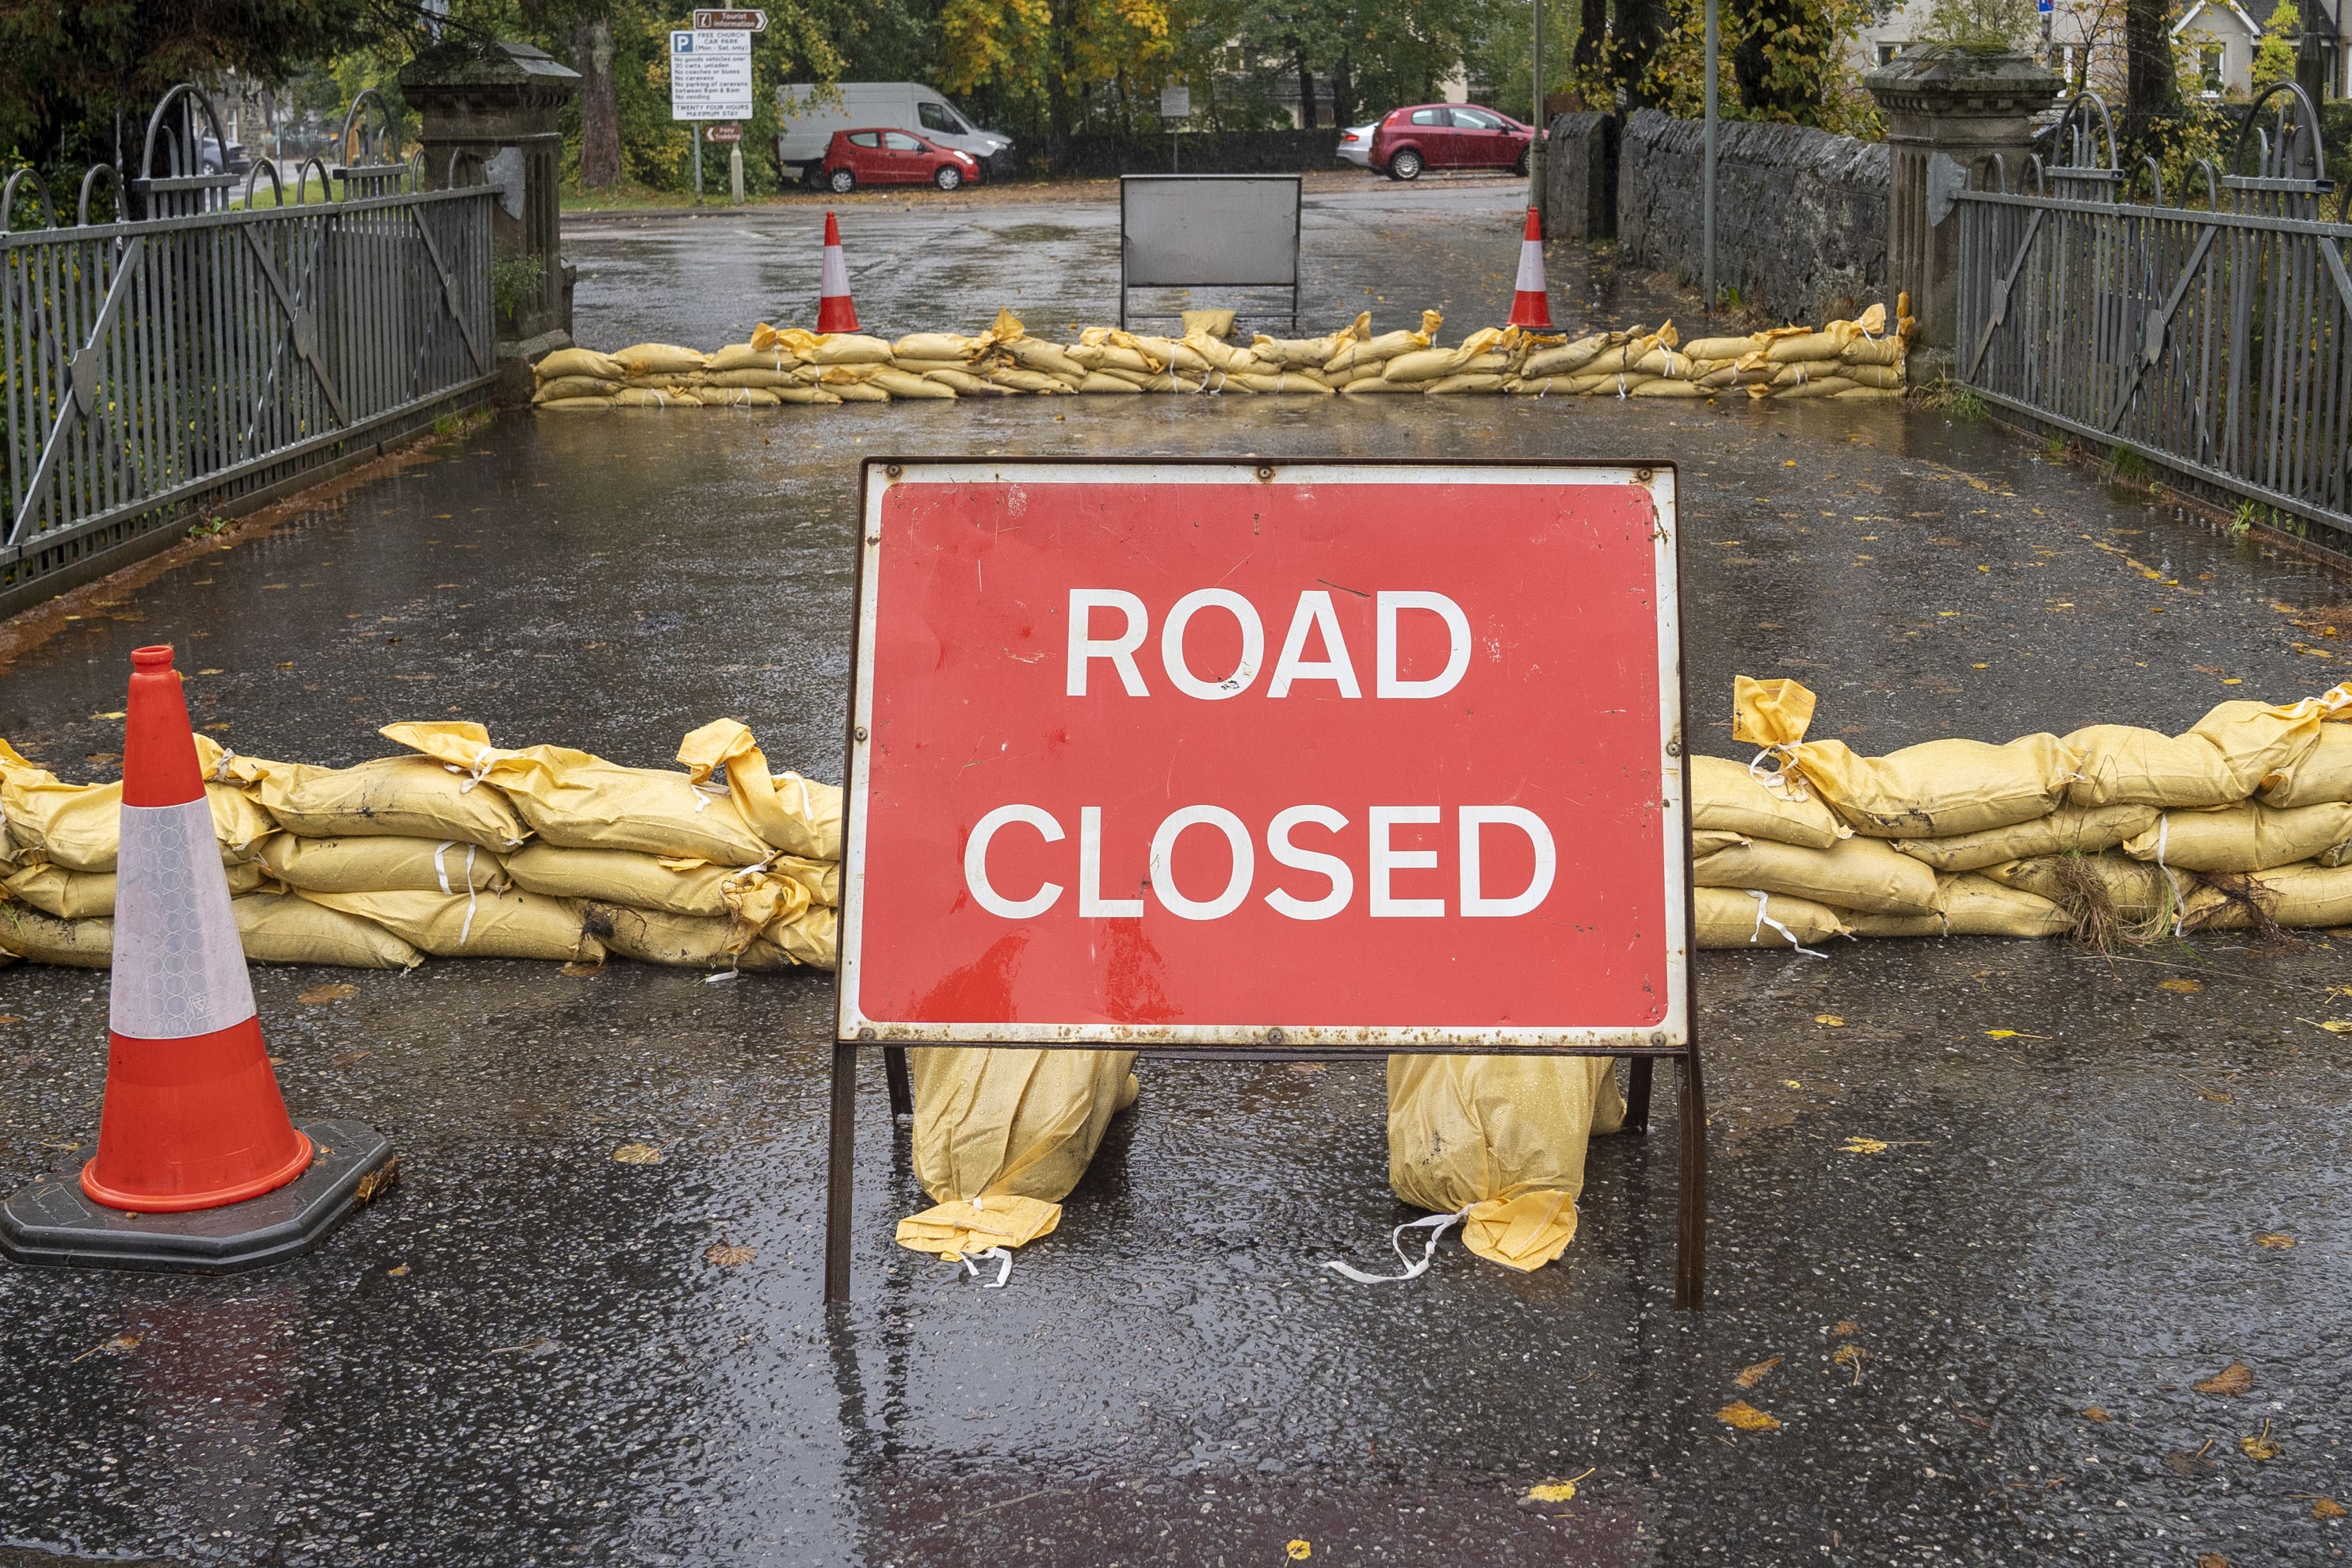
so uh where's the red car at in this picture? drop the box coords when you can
[1370,105,1536,181]
[820,128,982,193]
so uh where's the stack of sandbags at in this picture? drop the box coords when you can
[703,326,835,407]
[1696,673,2352,950]
[529,346,629,410]
[0,720,846,976]
[609,342,710,407]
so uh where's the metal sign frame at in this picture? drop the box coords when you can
[1117,174,1302,330]
[824,456,1705,1311]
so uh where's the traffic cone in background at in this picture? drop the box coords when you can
[818,211,859,333]
[80,646,313,1213]
[1508,206,1554,330]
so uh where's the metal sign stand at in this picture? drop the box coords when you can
[822,456,1707,1314]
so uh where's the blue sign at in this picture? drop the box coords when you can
[672,30,694,51]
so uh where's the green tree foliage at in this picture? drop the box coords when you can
[2251,0,2300,90]
[1573,0,1876,132]
[1917,0,2037,52]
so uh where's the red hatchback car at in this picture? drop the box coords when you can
[1369,105,1536,181]
[820,128,982,193]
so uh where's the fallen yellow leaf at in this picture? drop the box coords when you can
[2082,1406,2113,1421]
[2194,1362,2254,1397]
[2158,978,2204,994]
[388,1264,410,1277]
[2197,1554,2229,1568]
[1285,1542,1312,1561]
[1522,1467,1594,1504]
[1814,1014,1845,1026]
[1782,1079,1804,1089]
[1840,1138,1890,1154]
[2239,1420,2280,1460]
[2254,1232,2296,1249]
[1832,1320,1861,1336]
[1735,1356,1783,1389]
[704,1242,756,1268]
[1833,1343,1870,1384]
[2308,1019,2352,1033]
[2312,1497,2347,1520]
[297,982,357,1005]
[1716,1401,1781,1433]
[613,1143,664,1166]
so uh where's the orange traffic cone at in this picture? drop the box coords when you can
[81,645,312,1212]
[818,211,859,334]
[1508,206,1554,330]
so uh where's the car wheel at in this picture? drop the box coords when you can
[934,165,963,191]
[1513,149,1529,177]
[827,168,856,194]
[1390,148,1423,181]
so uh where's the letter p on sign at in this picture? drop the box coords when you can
[840,460,1688,1052]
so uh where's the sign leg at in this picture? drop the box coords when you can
[1674,1052,1708,1310]
[884,1044,912,1118]
[1625,1056,1655,1132]
[823,1041,857,1306]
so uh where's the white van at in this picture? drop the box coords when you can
[776,82,1016,183]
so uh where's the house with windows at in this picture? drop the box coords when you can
[1851,0,2347,101]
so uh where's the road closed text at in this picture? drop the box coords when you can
[963,803,1557,921]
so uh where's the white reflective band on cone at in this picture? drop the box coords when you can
[820,246,851,299]
[110,799,257,1039]
[1514,241,1544,294]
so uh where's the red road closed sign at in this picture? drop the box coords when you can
[838,459,1688,1051]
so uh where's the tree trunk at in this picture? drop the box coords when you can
[2123,0,2180,151]
[576,15,620,189]
[1571,0,1608,87]
[1613,0,1666,105]
[1296,45,1316,128]
[1047,0,1078,170]
[1332,51,1354,128]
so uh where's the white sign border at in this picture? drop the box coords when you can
[837,459,1690,1051]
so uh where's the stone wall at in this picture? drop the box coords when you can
[1617,109,1889,326]
[1542,112,1617,242]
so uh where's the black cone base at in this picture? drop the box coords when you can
[0,1118,395,1273]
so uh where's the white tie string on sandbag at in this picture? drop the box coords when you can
[953,1245,1014,1289]
[1322,1204,1475,1284]
[1746,745,1813,800]
[433,840,481,947]
[1749,889,1827,958]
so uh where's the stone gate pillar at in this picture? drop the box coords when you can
[399,40,581,390]
[1864,48,2060,366]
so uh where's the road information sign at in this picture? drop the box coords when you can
[668,29,753,121]
[693,7,767,25]
[826,459,1705,1307]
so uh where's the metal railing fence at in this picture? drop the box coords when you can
[1955,87,2352,538]
[2,86,496,614]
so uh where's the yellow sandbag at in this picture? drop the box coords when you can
[701,386,781,408]
[705,368,813,389]
[769,854,841,906]
[1842,362,1906,390]
[2258,719,2352,807]
[0,742,273,872]
[1771,376,1858,399]
[1892,803,2159,872]
[1768,358,1842,387]
[1693,885,1851,948]
[612,343,706,376]
[924,368,1018,396]
[708,342,802,373]
[895,1046,1139,1257]
[259,834,506,895]
[1682,333,1762,361]
[1689,753,1847,849]
[535,398,616,411]
[1733,674,2072,837]
[1693,835,1938,915]
[1075,372,1143,394]
[233,892,422,969]
[1766,329,1854,363]
[1423,372,1505,395]
[1519,332,1621,380]
[1983,853,2183,922]
[1845,910,1947,938]
[0,902,111,966]
[1248,312,1369,368]
[765,902,838,968]
[301,887,602,961]
[1179,307,1235,338]
[1235,369,1335,394]
[1633,347,1694,378]
[1504,376,1577,395]
[985,368,1070,395]
[1384,1053,1625,1272]
[830,382,889,402]
[675,719,842,860]
[1380,347,1459,383]
[6,860,265,918]
[384,723,773,864]
[891,332,976,362]
[2121,800,2352,873]
[533,376,623,402]
[1323,311,1441,375]
[1338,376,1424,395]
[613,387,700,407]
[891,358,969,377]
[869,368,955,399]
[1831,387,1902,401]
[1630,378,1708,397]
[1131,334,1217,376]
[216,749,528,851]
[998,337,1086,379]
[1691,830,1750,856]
[2181,861,2352,930]
[580,903,794,969]
[801,333,891,365]
[2186,690,2352,795]
[1569,370,1656,396]
[506,843,739,918]
[536,347,625,381]
[1840,336,1906,367]
[1934,873,2071,937]
[895,1193,1065,1259]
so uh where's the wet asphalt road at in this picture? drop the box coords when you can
[1,182,2350,1566]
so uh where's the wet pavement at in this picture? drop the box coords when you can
[2,185,2350,1566]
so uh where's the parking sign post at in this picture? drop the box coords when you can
[828,457,1705,1310]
